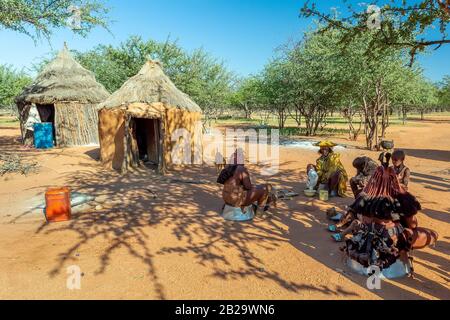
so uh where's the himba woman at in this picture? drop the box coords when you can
[342,152,438,275]
[218,148,276,214]
[307,141,348,197]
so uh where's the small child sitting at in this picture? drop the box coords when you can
[392,150,411,191]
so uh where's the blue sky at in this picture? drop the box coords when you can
[0,0,448,81]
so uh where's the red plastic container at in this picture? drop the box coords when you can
[45,187,71,222]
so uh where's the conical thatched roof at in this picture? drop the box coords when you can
[16,45,110,105]
[99,60,202,113]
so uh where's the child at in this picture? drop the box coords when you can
[392,150,411,191]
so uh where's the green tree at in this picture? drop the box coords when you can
[266,27,434,148]
[0,64,32,114]
[172,48,234,126]
[416,81,439,120]
[438,75,450,109]
[228,76,264,119]
[390,68,439,122]
[75,36,176,93]
[265,30,351,135]
[309,28,421,149]
[74,36,234,124]
[259,60,293,130]
[300,0,450,65]
[0,0,109,39]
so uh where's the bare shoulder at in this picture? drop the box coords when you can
[234,165,249,178]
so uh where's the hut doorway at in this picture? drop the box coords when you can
[132,117,162,169]
[36,104,56,144]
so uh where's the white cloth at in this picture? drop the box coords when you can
[24,105,41,131]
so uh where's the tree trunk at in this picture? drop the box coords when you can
[380,96,390,139]
[402,106,407,125]
[278,108,287,130]
[244,103,252,119]
[362,80,385,150]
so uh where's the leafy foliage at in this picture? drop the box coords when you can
[438,75,450,107]
[0,64,32,114]
[300,0,450,65]
[235,27,442,148]
[0,0,109,39]
[74,36,235,121]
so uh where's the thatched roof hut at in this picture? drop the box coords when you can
[98,60,203,173]
[16,44,110,147]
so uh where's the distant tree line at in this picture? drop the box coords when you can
[231,28,450,149]
[1,36,236,125]
[1,31,449,150]
[1,0,450,151]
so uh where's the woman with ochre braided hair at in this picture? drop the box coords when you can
[218,149,276,214]
[340,152,438,274]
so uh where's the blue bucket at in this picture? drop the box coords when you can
[34,123,54,149]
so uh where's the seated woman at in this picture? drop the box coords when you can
[307,141,348,197]
[349,156,379,198]
[328,156,379,237]
[340,152,438,275]
[218,149,275,214]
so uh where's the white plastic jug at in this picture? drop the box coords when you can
[306,169,319,190]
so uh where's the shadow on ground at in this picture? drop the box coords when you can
[403,148,450,162]
[411,172,450,193]
[5,129,447,299]
[29,158,450,299]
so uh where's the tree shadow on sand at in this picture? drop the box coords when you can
[32,159,449,299]
[33,164,170,298]
[411,172,450,193]
[421,208,450,225]
[32,161,360,299]
[249,164,450,300]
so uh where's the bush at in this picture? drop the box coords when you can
[0,154,39,176]
[0,64,32,114]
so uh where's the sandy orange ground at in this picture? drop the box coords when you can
[0,119,449,300]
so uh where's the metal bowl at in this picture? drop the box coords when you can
[304,189,316,197]
[381,140,394,150]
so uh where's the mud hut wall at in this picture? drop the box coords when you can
[163,109,202,166]
[98,108,126,170]
[54,102,100,146]
[99,106,202,172]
